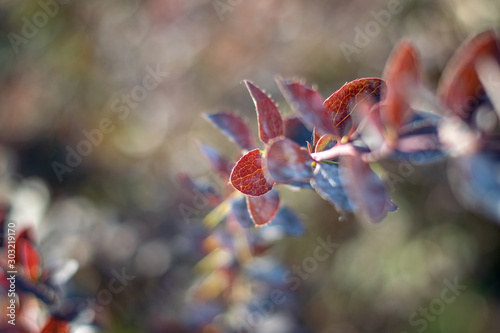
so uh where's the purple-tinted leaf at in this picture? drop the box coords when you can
[230,149,274,196]
[277,78,338,137]
[389,111,445,163]
[340,155,389,222]
[266,138,314,183]
[310,163,352,217]
[385,198,399,212]
[245,81,284,144]
[198,142,233,178]
[246,189,280,226]
[283,116,313,147]
[268,206,306,236]
[204,112,255,151]
[438,30,500,122]
[176,172,222,206]
[449,152,500,223]
[230,196,253,228]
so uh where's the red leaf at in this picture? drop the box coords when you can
[324,78,385,137]
[382,41,421,130]
[246,189,280,226]
[438,30,500,121]
[266,138,313,182]
[198,142,232,178]
[204,112,255,151]
[277,78,338,137]
[41,316,70,333]
[230,149,274,196]
[340,155,389,222]
[245,81,284,144]
[16,229,41,282]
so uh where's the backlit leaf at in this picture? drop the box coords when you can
[266,138,314,183]
[277,78,338,137]
[246,189,280,226]
[230,149,274,196]
[438,30,500,122]
[382,41,420,130]
[204,112,255,151]
[340,155,389,222]
[245,81,284,144]
[315,134,337,153]
[324,78,385,137]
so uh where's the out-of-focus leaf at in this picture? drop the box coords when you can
[16,229,41,282]
[268,206,306,236]
[438,30,500,122]
[230,149,274,196]
[382,41,420,131]
[230,196,253,228]
[315,134,337,153]
[245,81,284,144]
[204,112,255,151]
[176,172,222,207]
[390,111,445,163]
[310,163,351,217]
[385,198,399,212]
[283,116,313,147]
[399,111,441,136]
[203,197,233,229]
[340,155,389,222]
[266,138,313,183]
[0,204,9,249]
[449,152,500,223]
[198,142,233,178]
[277,78,338,137]
[324,78,385,137]
[41,317,70,333]
[246,189,280,226]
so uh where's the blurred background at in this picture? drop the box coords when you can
[1,0,500,332]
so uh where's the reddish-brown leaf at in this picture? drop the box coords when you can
[230,149,274,196]
[277,78,338,137]
[324,78,385,137]
[382,41,420,129]
[266,138,314,183]
[245,81,284,144]
[41,317,70,333]
[246,189,280,226]
[204,112,255,151]
[16,229,41,282]
[438,30,500,121]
